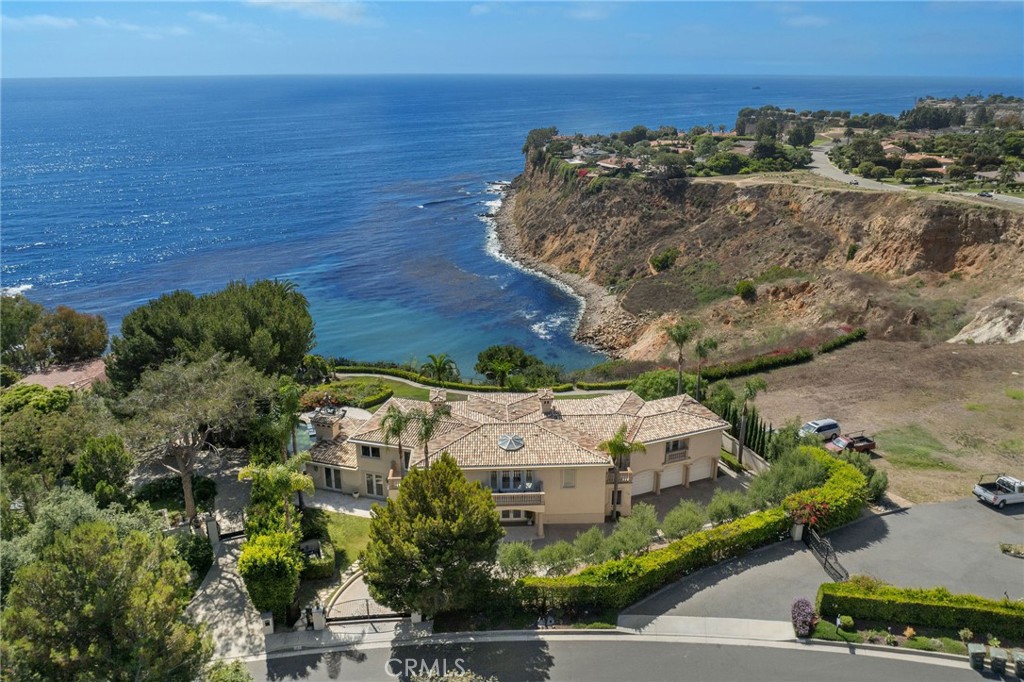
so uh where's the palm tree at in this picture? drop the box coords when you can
[486,359,515,389]
[380,404,413,475]
[663,320,700,396]
[736,378,768,466]
[410,405,451,469]
[420,353,459,383]
[693,337,718,402]
[238,452,314,531]
[597,424,647,520]
[277,377,303,462]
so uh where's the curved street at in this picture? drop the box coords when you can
[244,634,980,682]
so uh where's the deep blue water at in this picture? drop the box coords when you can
[3,75,1021,375]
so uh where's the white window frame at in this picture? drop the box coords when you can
[325,468,343,490]
[365,473,384,497]
[361,445,381,459]
[562,469,576,489]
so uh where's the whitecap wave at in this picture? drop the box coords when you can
[531,313,571,340]
[478,182,586,334]
[1,283,33,295]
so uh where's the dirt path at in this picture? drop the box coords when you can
[749,340,1024,503]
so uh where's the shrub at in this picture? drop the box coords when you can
[662,501,707,540]
[903,625,917,639]
[702,348,814,382]
[175,532,215,583]
[333,365,575,393]
[650,247,680,272]
[748,448,830,508]
[846,243,859,261]
[572,527,608,565]
[707,489,752,525]
[300,541,336,580]
[135,475,216,510]
[839,614,854,631]
[605,503,658,557]
[958,627,974,642]
[206,661,254,682]
[237,532,303,621]
[735,280,757,302]
[629,370,690,401]
[497,542,537,582]
[816,579,1024,639]
[867,470,889,503]
[792,597,816,637]
[537,541,577,577]
[0,365,21,388]
[817,328,867,354]
[576,379,632,391]
[299,507,330,541]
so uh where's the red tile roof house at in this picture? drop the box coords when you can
[307,389,730,537]
[17,358,107,391]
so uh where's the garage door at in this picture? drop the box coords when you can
[688,458,714,483]
[660,465,684,490]
[632,470,655,496]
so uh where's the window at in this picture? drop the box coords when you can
[360,445,381,458]
[562,469,576,489]
[665,439,689,464]
[490,469,536,491]
[365,473,384,497]
[325,468,343,490]
[403,449,411,469]
[500,510,524,521]
[612,490,623,505]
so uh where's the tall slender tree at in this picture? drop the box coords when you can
[380,403,414,475]
[410,405,451,469]
[597,424,647,520]
[693,337,718,401]
[737,377,768,466]
[663,320,700,396]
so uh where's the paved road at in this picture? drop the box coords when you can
[808,144,1024,208]
[625,498,1024,622]
[245,635,980,681]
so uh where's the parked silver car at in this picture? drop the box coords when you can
[799,419,841,442]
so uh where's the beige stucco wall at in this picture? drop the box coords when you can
[462,466,607,525]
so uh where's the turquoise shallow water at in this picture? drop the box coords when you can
[3,74,1020,374]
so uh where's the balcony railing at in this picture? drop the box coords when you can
[665,450,690,464]
[492,491,545,507]
[606,469,633,484]
[488,480,544,494]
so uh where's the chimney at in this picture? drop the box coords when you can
[537,388,554,415]
[429,388,447,414]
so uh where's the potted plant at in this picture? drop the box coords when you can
[785,494,830,542]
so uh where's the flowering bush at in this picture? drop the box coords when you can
[785,492,830,527]
[792,597,817,637]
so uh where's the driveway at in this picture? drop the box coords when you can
[624,498,1023,622]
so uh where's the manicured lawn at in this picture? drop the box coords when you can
[326,511,372,570]
[874,425,957,471]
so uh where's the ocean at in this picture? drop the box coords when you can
[3,74,1021,376]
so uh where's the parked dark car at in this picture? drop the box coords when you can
[825,433,876,453]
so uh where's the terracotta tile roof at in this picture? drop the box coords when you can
[335,391,729,470]
[18,358,107,390]
[308,415,366,469]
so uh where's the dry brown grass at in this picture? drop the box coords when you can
[749,340,1024,503]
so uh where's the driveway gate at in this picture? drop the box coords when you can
[804,528,849,582]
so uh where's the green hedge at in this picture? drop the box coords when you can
[817,328,867,354]
[817,579,1024,640]
[333,366,573,393]
[576,379,632,391]
[352,389,393,409]
[300,542,336,580]
[702,348,814,382]
[520,447,866,612]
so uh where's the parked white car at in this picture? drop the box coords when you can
[799,419,842,442]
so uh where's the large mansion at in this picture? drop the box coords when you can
[306,389,730,536]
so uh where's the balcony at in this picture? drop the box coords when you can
[492,491,545,507]
[665,449,690,465]
[606,469,633,485]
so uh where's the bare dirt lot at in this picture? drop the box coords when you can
[750,340,1024,503]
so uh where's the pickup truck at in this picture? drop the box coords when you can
[973,474,1024,509]
[826,433,876,454]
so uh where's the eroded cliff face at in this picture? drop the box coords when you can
[509,157,1024,357]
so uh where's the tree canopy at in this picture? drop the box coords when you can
[1,520,209,681]
[106,279,315,393]
[362,453,502,617]
[25,305,108,366]
[0,295,44,368]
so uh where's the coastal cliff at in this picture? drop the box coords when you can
[499,155,1024,359]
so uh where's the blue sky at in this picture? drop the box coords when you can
[2,1,1022,79]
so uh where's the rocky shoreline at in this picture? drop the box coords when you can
[493,188,641,356]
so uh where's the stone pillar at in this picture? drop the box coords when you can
[205,514,220,552]
[712,458,720,480]
[535,513,545,538]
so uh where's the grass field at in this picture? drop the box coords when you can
[874,425,958,471]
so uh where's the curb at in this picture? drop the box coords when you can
[802,637,969,664]
[325,564,364,612]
